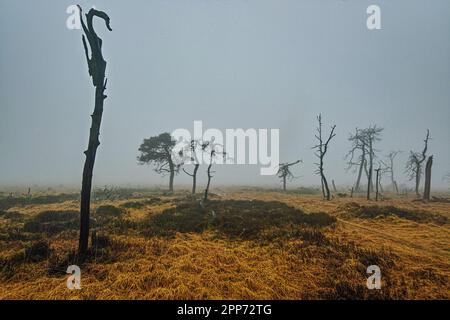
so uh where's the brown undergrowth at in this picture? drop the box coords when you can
[0,190,448,299]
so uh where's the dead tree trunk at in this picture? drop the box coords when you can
[313,114,336,201]
[320,177,325,198]
[355,147,365,192]
[366,164,372,200]
[277,160,301,191]
[168,158,175,193]
[182,140,202,194]
[322,176,331,201]
[202,142,225,202]
[184,164,199,194]
[375,168,381,201]
[204,163,213,201]
[393,181,399,195]
[366,137,374,200]
[366,156,373,200]
[78,6,112,257]
[368,141,374,193]
[414,162,421,196]
[387,151,401,194]
[192,165,199,194]
[377,169,384,194]
[203,148,216,202]
[406,130,430,197]
[332,180,337,192]
[423,156,433,201]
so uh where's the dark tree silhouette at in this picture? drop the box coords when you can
[277,160,301,191]
[423,156,433,201]
[313,114,336,201]
[77,6,112,256]
[405,129,430,196]
[375,167,382,201]
[138,133,180,193]
[203,140,226,202]
[182,140,207,194]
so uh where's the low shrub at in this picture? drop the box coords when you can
[338,203,448,225]
[141,200,336,240]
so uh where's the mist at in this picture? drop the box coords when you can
[1,0,449,190]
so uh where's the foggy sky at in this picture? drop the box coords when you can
[1,0,450,189]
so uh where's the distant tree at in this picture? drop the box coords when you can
[405,129,430,196]
[138,133,180,192]
[380,150,402,194]
[203,139,226,202]
[277,160,302,191]
[182,140,208,194]
[362,126,384,200]
[313,114,336,201]
[345,126,383,196]
[77,6,112,257]
[345,128,367,192]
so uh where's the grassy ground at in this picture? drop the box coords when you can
[0,188,448,300]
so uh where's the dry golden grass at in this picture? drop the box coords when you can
[0,188,449,300]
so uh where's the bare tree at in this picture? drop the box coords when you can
[313,114,336,201]
[277,160,301,191]
[182,140,207,194]
[345,128,367,192]
[405,129,430,196]
[203,140,226,202]
[77,6,112,256]
[345,126,382,195]
[363,158,371,192]
[362,126,383,200]
[380,150,402,194]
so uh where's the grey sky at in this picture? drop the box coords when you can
[1,0,449,189]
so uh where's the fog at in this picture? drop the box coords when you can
[1,0,449,190]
